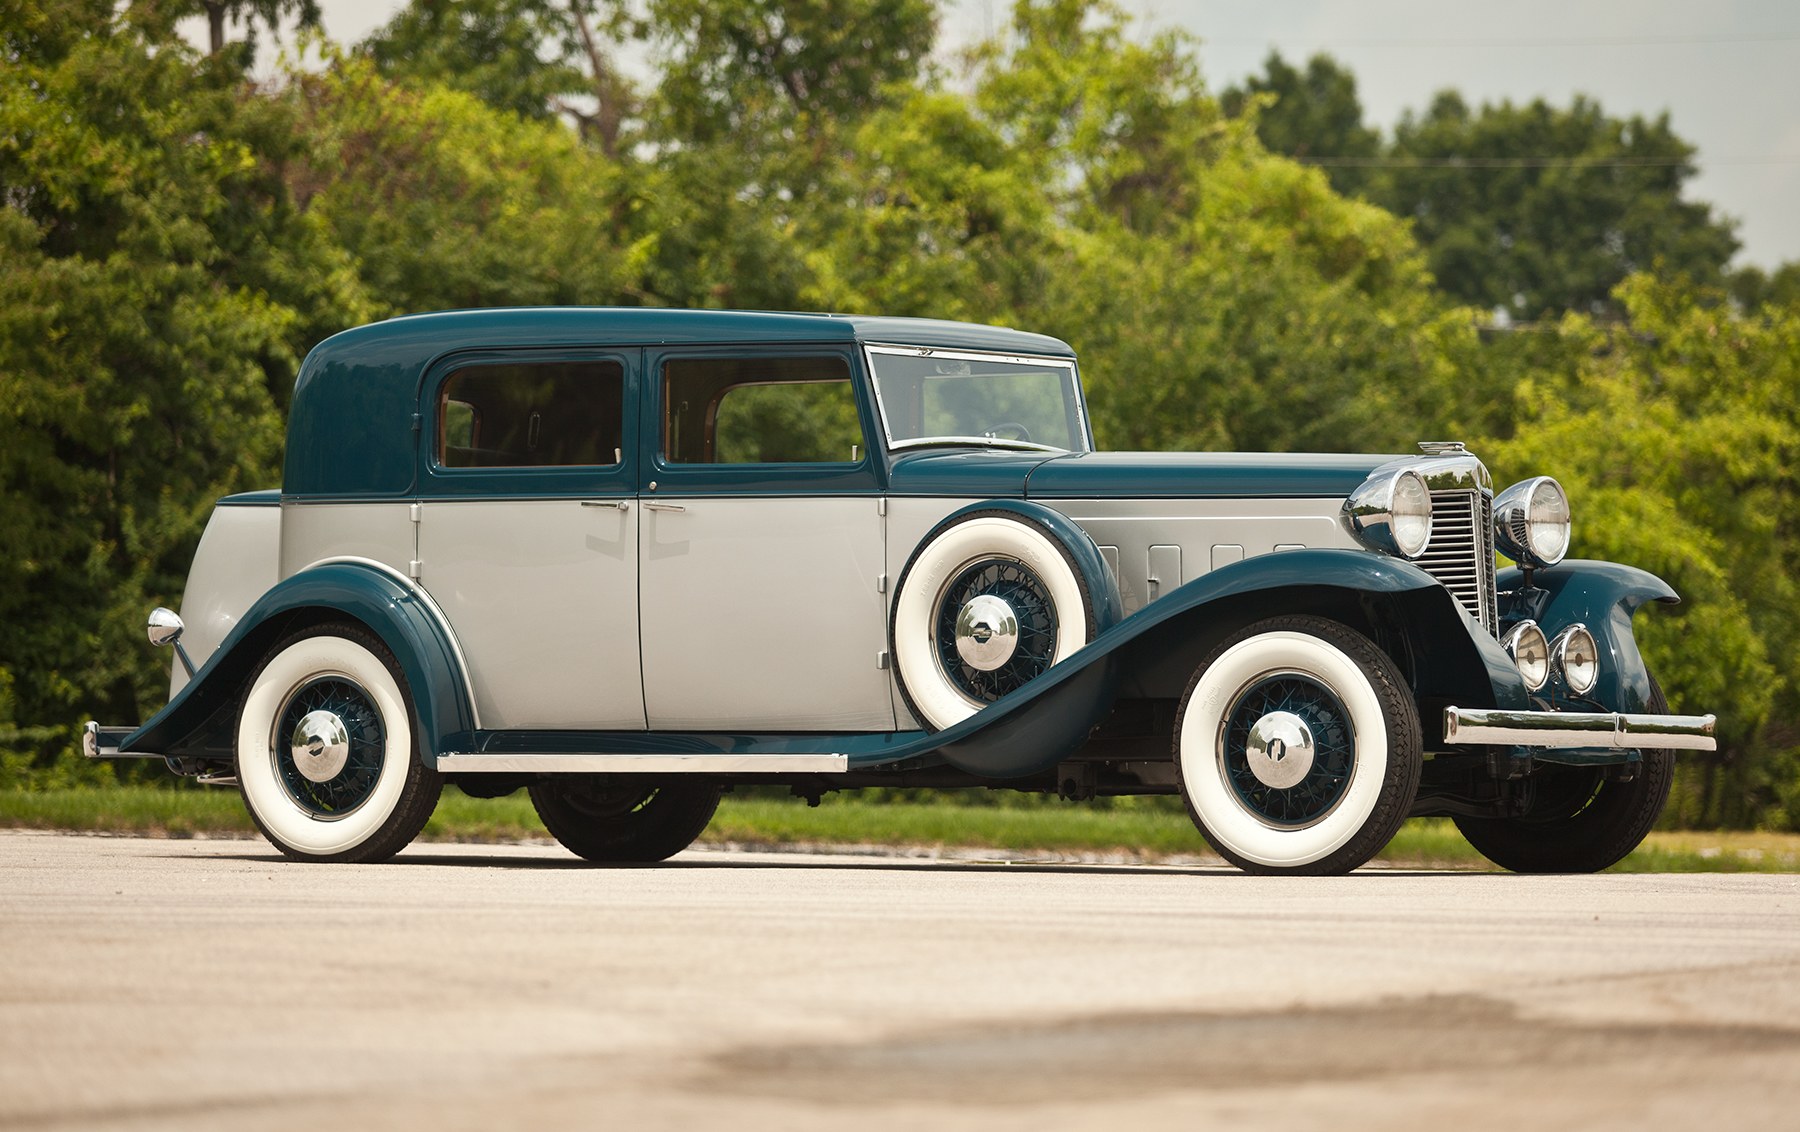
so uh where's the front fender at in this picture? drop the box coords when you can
[120,561,477,764]
[1498,560,1677,714]
[918,548,1526,777]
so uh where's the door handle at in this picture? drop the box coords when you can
[581,500,630,512]
[642,501,686,513]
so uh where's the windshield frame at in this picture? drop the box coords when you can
[862,343,1093,455]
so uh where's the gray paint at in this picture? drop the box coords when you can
[640,496,894,730]
[172,505,282,697]
[418,499,645,730]
[1045,498,1355,615]
[279,502,413,582]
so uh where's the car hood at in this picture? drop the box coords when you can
[885,448,1397,500]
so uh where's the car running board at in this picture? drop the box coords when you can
[434,752,850,774]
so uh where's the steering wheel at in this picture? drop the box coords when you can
[984,421,1033,443]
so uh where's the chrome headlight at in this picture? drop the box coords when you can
[1345,469,1434,559]
[1493,476,1571,567]
[1501,620,1549,691]
[1549,624,1599,694]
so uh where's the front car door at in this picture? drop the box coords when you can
[415,351,646,730]
[637,347,894,731]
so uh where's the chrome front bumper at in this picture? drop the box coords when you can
[1443,707,1717,751]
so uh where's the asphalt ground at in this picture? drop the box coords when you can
[4,831,1799,1131]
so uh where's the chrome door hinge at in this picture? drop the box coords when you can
[409,560,422,580]
[877,497,887,517]
[877,650,890,670]
[876,572,888,594]
[409,502,421,524]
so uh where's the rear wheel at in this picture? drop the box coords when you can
[1453,677,1676,874]
[235,623,442,863]
[529,778,721,863]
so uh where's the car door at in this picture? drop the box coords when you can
[415,351,645,730]
[637,346,894,731]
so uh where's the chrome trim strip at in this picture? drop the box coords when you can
[301,555,483,731]
[436,753,850,774]
[862,343,1092,454]
[1443,707,1717,751]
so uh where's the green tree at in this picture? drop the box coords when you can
[1478,275,1800,828]
[183,0,321,57]
[285,54,646,313]
[1374,92,1740,319]
[644,0,937,144]
[1222,51,1381,197]
[1730,261,1800,313]
[360,0,635,154]
[0,3,367,747]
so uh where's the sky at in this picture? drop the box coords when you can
[189,0,1800,270]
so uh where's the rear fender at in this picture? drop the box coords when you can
[119,559,477,764]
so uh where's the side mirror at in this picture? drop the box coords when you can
[147,607,196,677]
[147,607,185,647]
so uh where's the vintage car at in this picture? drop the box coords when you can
[86,308,1716,873]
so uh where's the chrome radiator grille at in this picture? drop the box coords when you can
[1416,490,1497,635]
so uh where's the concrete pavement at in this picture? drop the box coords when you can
[3,831,1798,1130]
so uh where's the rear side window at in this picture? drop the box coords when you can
[438,361,624,468]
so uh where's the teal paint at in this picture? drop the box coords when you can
[1499,560,1679,715]
[216,489,280,507]
[284,309,1072,498]
[1024,451,1394,500]
[120,563,477,763]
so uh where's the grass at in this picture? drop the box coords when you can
[2,786,1796,872]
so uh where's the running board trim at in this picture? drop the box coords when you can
[435,752,849,774]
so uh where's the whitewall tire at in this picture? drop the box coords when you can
[1175,616,1420,875]
[235,623,443,862]
[891,511,1098,730]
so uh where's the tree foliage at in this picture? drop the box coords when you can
[0,3,365,737]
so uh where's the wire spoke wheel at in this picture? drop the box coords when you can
[933,557,1059,704]
[273,677,387,818]
[1221,674,1357,828]
[891,509,1106,731]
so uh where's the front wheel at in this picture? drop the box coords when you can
[235,623,442,862]
[1452,677,1676,874]
[529,778,721,863]
[1174,616,1422,876]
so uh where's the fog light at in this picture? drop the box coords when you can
[1502,620,1550,691]
[1551,624,1600,694]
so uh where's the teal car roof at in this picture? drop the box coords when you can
[284,308,1075,497]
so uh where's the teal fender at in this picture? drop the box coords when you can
[919,548,1528,777]
[1498,560,1677,714]
[119,562,477,764]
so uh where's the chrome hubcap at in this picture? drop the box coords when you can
[1244,710,1316,790]
[289,709,351,783]
[954,594,1019,671]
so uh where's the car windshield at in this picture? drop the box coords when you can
[865,346,1090,453]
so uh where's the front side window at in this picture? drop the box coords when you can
[866,347,1089,453]
[663,355,864,465]
[438,360,624,468]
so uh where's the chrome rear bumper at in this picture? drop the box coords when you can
[1443,707,1716,751]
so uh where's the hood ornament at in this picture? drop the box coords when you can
[1417,440,1468,456]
